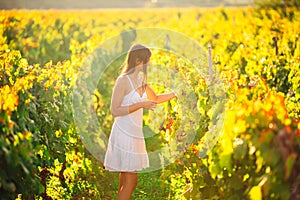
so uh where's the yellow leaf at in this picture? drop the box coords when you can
[249,185,262,200]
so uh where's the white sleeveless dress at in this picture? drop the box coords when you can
[104,75,149,172]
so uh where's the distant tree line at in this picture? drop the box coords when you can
[255,0,300,8]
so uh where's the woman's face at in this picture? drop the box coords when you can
[145,60,151,66]
[136,59,150,72]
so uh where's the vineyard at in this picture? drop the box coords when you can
[0,5,300,200]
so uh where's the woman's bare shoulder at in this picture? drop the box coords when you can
[116,75,127,84]
[115,75,130,90]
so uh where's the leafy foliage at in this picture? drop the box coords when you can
[0,6,299,199]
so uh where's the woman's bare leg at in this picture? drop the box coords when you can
[118,172,125,195]
[117,172,138,200]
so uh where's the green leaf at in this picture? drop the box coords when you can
[233,140,247,159]
[284,153,297,181]
[229,174,243,190]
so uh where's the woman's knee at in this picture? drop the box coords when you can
[125,173,138,188]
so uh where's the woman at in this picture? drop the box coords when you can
[104,44,176,200]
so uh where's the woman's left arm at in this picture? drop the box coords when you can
[145,84,176,104]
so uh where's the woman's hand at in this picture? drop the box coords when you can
[171,91,177,99]
[141,100,156,110]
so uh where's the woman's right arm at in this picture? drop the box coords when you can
[110,77,156,117]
